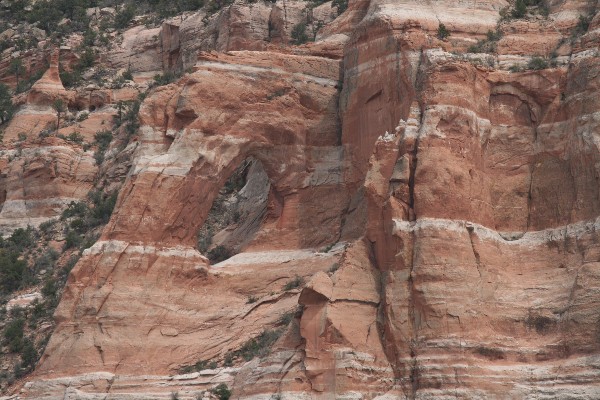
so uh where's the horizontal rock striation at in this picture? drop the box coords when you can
[5,0,600,399]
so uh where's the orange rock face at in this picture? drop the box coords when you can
[4,0,600,399]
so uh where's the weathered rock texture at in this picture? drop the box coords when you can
[2,0,600,398]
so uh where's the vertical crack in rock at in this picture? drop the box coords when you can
[405,53,428,399]
[407,225,419,400]
[103,375,116,400]
[95,344,105,366]
[407,143,418,222]
[527,118,541,231]
[368,48,426,398]
[526,157,536,232]
[467,224,482,280]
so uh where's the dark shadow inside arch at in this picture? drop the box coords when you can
[197,156,271,264]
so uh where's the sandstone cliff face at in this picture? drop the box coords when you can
[2,0,600,399]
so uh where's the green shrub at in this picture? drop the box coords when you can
[179,359,218,374]
[79,233,99,251]
[63,230,82,250]
[508,64,523,72]
[205,0,234,14]
[437,23,450,40]
[42,278,57,298]
[70,218,86,233]
[20,338,38,370]
[527,56,548,70]
[0,83,14,124]
[512,0,527,18]
[327,263,340,274]
[59,68,82,88]
[486,29,502,42]
[152,71,178,86]
[114,4,136,29]
[291,22,309,45]
[572,14,591,37]
[283,275,305,291]
[225,329,282,363]
[122,69,134,81]
[210,383,231,400]
[61,201,88,220]
[67,131,84,145]
[93,130,113,165]
[3,318,25,353]
[277,310,295,326]
[77,48,95,70]
[332,0,348,13]
[83,28,96,46]
[0,251,26,293]
[89,191,118,224]
[321,243,334,253]
[39,219,58,234]
[34,248,59,271]
[8,227,36,251]
[246,295,258,304]
[123,98,141,136]
[76,112,89,122]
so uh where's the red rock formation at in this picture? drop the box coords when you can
[3,0,600,399]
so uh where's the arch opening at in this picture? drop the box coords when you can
[197,157,271,264]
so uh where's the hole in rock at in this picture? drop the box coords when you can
[197,157,270,264]
[88,105,96,112]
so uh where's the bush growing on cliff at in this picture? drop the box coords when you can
[277,310,295,326]
[59,48,95,90]
[61,201,88,220]
[67,132,85,145]
[572,14,591,38]
[60,190,118,231]
[283,275,305,291]
[0,251,27,294]
[114,4,136,29]
[9,59,25,88]
[6,227,37,252]
[210,384,231,400]
[152,71,179,86]
[17,338,38,375]
[332,0,348,13]
[89,190,118,224]
[512,0,527,18]
[179,359,218,374]
[0,84,14,124]
[16,68,45,94]
[291,22,310,45]
[123,97,142,136]
[149,0,205,18]
[437,23,450,40]
[122,69,134,81]
[504,0,547,19]
[93,130,113,165]
[3,318,25,353]
[223,329,282,365]
[527,56,548,70]
[63,230,83,250]
[468,29,502,53]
